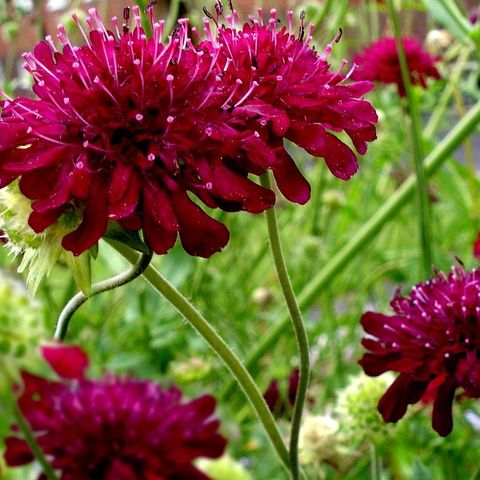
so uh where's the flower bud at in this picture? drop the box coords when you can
[169,357,211,383]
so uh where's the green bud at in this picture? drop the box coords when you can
[197,455,251,480]
[169,357,212,383]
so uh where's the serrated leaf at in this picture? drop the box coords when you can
[65,250,92,296]
[103,222,150,254]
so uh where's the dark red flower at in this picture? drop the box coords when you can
[5,344,226,479]
[0,6,377,257]
[359,267,480,436]
[201,10,378,184]
[353,36,441,96]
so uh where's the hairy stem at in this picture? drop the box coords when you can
[221,99,480,399]
[108,240,294,476]
[54,250,153,341]
[261,173,310,480]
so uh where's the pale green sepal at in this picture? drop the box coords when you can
[104,222,150,254]
[65,250,92,296]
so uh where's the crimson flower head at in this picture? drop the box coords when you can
[359,266,480,436]
[5,344,227,479]
[353,36,441,96]
[0,5,377,258]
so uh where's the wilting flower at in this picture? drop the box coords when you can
[0,5,377,258]
[359,266,480,436]
[353,36,441,96]
[5,344,226,479]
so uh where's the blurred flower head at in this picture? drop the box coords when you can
[335,372,394,441]
[0,4,377,259]
[264,367,302,417]
[298,414,345,467]
[5,344,227,479]
[0,274,45,378]
[360,266,480,436]
[353,36,441,96]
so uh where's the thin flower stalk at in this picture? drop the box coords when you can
[261,172,310,480]
[385,0,433,279]
[108,240,294,477]
[54,250,153,340]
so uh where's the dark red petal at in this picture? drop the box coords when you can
[62,176,109,255]
[40,344,89,380]
[431,376,456,436]
[142,198,178,255]
[271,148,310,205]
[174,192,229,257]
[4,437,34,467]
[28,207,64,233]
[378,374,428,423]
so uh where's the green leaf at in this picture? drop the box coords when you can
[422,0,472,44]
[412,458,433,480]
[103,222,150,254]
[65,251,92,296]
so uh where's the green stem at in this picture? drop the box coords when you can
[163,0,182,40]
[13,403,59,480]
[386,0,433,279]
[108,240,292,476]
[221,100,480,399]
[261,173,310,480]
[310,0,333,28]
[54,250,153,341]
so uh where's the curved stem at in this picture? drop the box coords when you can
[221,99,480,399]
[386,0,433,279]
[261,173,310,480]
[13,403,59,480]
[54,250,153,341]
[107,240,292,476]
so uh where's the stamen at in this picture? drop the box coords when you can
[234,80,258,107]
[221,78,242,110]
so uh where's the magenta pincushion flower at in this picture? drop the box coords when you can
[0,5,377,257]
[353,36,441,96]
[359,267,480,436]
[201,10,378,183]
[5,344,227,479]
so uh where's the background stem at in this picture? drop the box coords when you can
[386,0,433,279]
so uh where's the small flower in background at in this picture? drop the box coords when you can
[424,29,453,57]
[0,4,377,260]
[4,344,227,479]
[197,455,251,480]
[0,274,45,383]
[359,266,480,436]
[335,372,395,442]
[264,367,303,417]
[353,37,441,96]
[298,414,346,469]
